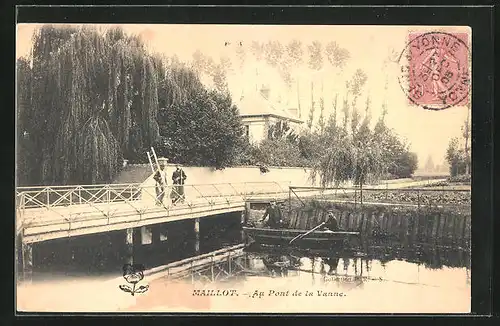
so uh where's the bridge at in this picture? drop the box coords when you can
[16,181,293,244]
[15,177,447,281]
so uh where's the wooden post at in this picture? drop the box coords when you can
[442,214,449,242]
[299,211,307,230]
[367,211,374,236]
[288,187,292,219]
[451,215,458,245]
[240,210,245,225]
[125,228,134,265]
[432,213,440,241]
[290,211,298,229]
[194,218,200,254]
[359,212,365,233]
[402,213,409,241]
[22,241,33,283]
[412,211,419,242]
[244,202,251,225]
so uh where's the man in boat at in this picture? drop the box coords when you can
[258,200,283,228]
[153,163,168,206]
[322,210,339,232]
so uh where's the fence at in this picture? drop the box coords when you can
[287,186,471,209]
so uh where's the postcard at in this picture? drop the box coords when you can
[16,23,471,313]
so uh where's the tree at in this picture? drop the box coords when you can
[325,41,350,71]
[446,137,467,177]
[263,41,284,67]
[309,84,418,189]
[253,139,305,167]
[156,63,245,169]
[235,42,246,69]
[212,63,229,93]
[348,69,368,110]
[393,152,418,178]
[250,41,264,60]
[286,39,304,109]
[424,155,435,172]
[306,41,324,130]
[307,81,315,130]
[317,96,326,134]
[17,58,34,185]
[267,121,299,144]
[17,25,160,185]
[373,114,418,179]
[308,41,323,70]
[461,106,471,175]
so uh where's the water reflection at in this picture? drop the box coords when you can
[172,242,470,293]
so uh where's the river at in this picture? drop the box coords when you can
[17,220,470,313]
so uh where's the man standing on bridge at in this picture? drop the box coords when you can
[171,164,187,205]
[259,200,283,228]
[154,163,168,206]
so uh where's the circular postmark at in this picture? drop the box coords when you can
[397,32,470,111]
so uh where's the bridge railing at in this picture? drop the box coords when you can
[16,181,292,211]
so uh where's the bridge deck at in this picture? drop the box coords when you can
[16,179,450,244]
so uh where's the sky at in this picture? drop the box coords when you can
[16,24,471,168]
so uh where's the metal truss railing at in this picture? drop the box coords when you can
[144,244,247,284]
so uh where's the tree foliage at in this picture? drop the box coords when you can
[445,137,467,177]
[325,41,350,70]
[17,25,245,185]
[155,62,245,169]
[17,25,160,185]
[308,87,418,187]
[267,121,299,144]
[252,139,305,167]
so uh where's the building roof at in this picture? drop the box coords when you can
[236,92,304,124]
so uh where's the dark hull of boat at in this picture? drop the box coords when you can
[242,226,360,249]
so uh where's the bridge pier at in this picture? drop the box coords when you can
[21,242,33,283]
[125,228,134,265]
[194,218,200,254]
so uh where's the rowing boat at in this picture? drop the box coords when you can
[242,226,360,249]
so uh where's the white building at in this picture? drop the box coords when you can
[236,85,304,144]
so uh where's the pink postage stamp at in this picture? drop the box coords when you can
[398,31,470,110]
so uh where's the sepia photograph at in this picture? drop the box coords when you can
[16,23,472,313]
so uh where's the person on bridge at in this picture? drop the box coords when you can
[171,164,187,205]
[258,200,284,228]
[154,164,168,206]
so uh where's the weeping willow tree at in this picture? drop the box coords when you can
[17,25,160,185]
[310,70,387,189]
[16,58,33,186]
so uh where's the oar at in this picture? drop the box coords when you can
[289,222,325,245]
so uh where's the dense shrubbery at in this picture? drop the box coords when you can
[448,174,471,184]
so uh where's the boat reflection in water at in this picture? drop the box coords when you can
[133,240,470,313]
[242,244,369,289]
